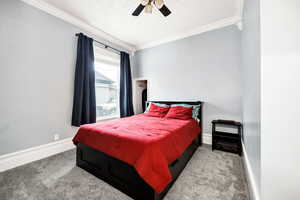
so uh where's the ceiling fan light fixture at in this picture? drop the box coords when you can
[145,3,153,14]
[141,0,150,6]
[155,0,164,9]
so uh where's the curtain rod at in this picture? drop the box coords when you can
[75,33,121,55]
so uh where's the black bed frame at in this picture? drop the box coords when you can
[76,101,203,200]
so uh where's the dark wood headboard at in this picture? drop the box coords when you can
[146,101,204,131]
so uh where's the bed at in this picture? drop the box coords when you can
[73,101,203,200]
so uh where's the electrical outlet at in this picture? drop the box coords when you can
[54,134,60,141]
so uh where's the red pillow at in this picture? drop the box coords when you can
[145,104,170,117]
[165,106,193,120]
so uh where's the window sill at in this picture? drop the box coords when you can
[96,116,119,122]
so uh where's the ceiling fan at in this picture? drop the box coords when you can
[132,0,172,17]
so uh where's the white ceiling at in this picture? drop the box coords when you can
[25,0,243,51]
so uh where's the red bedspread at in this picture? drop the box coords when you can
[73,114,201,193]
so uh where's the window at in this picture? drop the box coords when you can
[94,46,120,120]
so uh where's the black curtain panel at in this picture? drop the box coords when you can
[120,52,134,117]
[72,33,96,126]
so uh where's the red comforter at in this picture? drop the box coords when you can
[73,114,201,193]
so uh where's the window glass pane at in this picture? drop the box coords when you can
[95,61,120,120]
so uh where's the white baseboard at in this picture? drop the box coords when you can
[0,138,75,173]
[203,133,212,145]
[242,142,260,200]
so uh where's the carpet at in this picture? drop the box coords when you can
[0,145,249,200]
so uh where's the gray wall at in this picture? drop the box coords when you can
[0,0,126,155]
[133,26,242,135]
[261,0,300,199]
[241,0,261,198]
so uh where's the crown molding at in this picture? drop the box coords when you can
[136,15,242,50]
[236,21,243,31]
[19,0,243,53]
[236,0,244,31]
[237,0,245,19]
[19,0,137,52]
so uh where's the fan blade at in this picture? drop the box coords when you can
[159,5,171,17]
[132,4,145,16]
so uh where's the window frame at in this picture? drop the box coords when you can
[94,45,120,121]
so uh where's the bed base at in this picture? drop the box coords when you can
[76,101,203,200]
[76,137,201,200]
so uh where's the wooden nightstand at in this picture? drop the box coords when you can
[212,120,242,156]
